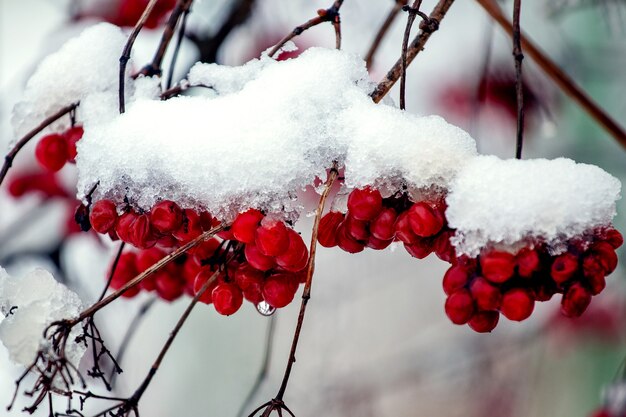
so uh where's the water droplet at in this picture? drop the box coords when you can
[256,301,276,316]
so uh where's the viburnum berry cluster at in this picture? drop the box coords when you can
[91,200,309,315]
[34,126,84,172]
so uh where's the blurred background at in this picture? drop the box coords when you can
[1,0,626,416]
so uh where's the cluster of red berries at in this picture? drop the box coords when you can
[95,201,309,315]
[442,228,623,332]
[318,187,454,261]
[35,126,83,172]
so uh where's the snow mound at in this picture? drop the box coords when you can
[446,156,621,256]
[76,48,477,220]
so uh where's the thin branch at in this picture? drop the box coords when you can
[475,0,626,150]
[400,1,427,110]
[165,6,190,90]
[370,0,455,103]
[512,0,524,159]
[0,103,78,188]
[364,0,407,70]
[267,0,345,58]
[97,242,126,302]
[119,0,160,114]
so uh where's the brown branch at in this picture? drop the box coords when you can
[370,0,455,103]
[400,1,427,110]
[165,6,190,89]
[0,102,78,189]
[140,0,194,77]
[267,0,345,58]
[97,242,125,302]
[475,0,626,150]
[119,0,160,114]
[364,0,407,70]
[68,225,224,325]
[512,0,524,159]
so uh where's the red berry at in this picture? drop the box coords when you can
[193,268,220,304]
[115,211,139,243]
[172,209,202,243]
[370,208,397,241]
[344,215,370,241]
[189,237,221,264]
[90,200,118,234]
[263,273,299,308]
[276,229,309,272]
[590,242,618,274]
[365,236,393,250]
[469,277,502,311]
[234,263,265,304]
[128,214,156,249]
[347,187,383,221]
[468,311,499,333]
[433,230,456,263]
[244,243,276,271]
[500,288,534,321]
[407,202,444,237]
[318,211,344,248]
[199,211,216,231]
[150,200,183,233]
[155,272,184,301]
[443,265,469,296]
[35,134,68,171]
[64,126,83,163]
[561,282,592,318]
[212,282,243,315]
[404,238,433,259]
[551,253,579,284]
[583,254,607,295]
[232,209,264,243]
[480,251,516,283]
[516,248,540,278]
[605,228,624,249]
[445,290,475,325]
[394,211,418,245]
[255,218,289,256]
[8,171,68,199]
[110,252,140,297]
[135,247,166,271]
[336,221,365,253]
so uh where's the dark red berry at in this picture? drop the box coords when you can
[318,211,344,247]
[561,282,592,318]
[244,243,276,271]
[128,214,156,249]
[255,218,289,256]
[468,311,499,333]
[193,268,220,304]
[394,211,418,245]
[263,273,298,308]
[516,248,540,278]
[172,209,202,243]
[407,202,444,237]
[366,236,393,250]
[150,200,183,233]
[433,230,456,263]
[35,134,68,171]
[344,215,370,241]
[336,221,365,253]
[115,211,139,243]
[276,229,309,272]
[212,282,243,315]
[605,228,624,249]
[500,288,534,321]
[583,254,607,295]
[443,265,469,296]
[551,253,579,284]
[370,208,397,241]
[135,247,166,271]
[590,242,618,274]
[469,277,502,311]
[445,290,475,325]
[90,200,118,234]
[347,187,383,221]
[64,126,83,163]
[155,272,184,301]
[404,238,434,259]
[232,209,264,243]
[234,263,265,304]
[110,252,140,298]
[480,251,516,283]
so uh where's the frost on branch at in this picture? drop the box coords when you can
[11,23,130,138]
[446,155,622,257]
[76,48,477,220]
[0,267,85,367]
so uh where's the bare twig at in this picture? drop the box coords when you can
[475,0,626,150]
[165,7,190,90]
[512,0,525,158]
[267,0,345,58]
[97,242,126,303]
[0,103,78,188]
[119,0,160,113]
[400,1,428,110]
[370,0,455,103]
[364,0,408,70]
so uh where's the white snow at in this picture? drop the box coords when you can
[11,23,130,139]
[446,155,622,256]
[0,267,84,366]
[76,47,477,220]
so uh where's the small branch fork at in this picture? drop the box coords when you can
[370,0,455,103]
[512,0,525,159]
[364,0,408,70]
[267,0,345,58]
[399,0,430,110]
[0,102,79,188]
[249,164,338,417]
[475,0,626,150]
